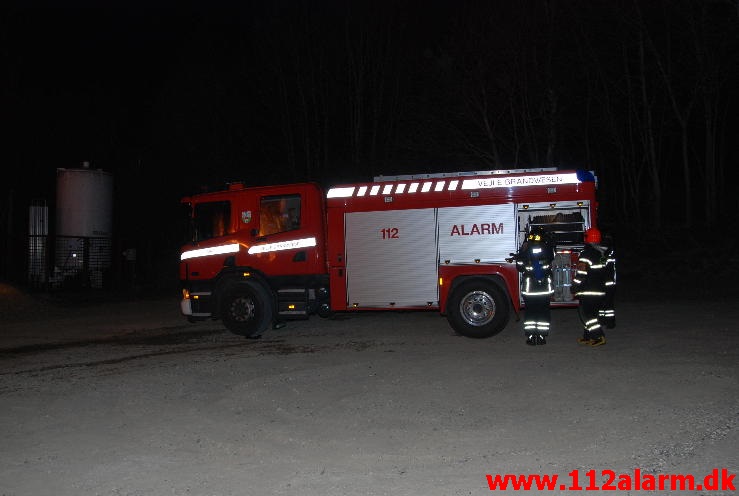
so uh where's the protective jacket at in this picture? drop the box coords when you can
[515,238,555,335]
[516,241,554,286]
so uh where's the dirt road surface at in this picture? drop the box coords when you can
[1,287,737,495]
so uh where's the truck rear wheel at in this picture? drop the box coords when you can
[221,280,274,337]
[447,279,510,338]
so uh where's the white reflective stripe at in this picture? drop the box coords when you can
[330,171,582,198]
[181,243,240,261]
[523,280,554,295]
[578,290,606,296]
[247,237,317,255]
[326,187,355,198]
[605,281,616,286]
[461,172,580,190]
[585,318,601,331]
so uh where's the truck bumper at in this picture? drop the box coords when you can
[180,298,193,316]
[180,291,213,318]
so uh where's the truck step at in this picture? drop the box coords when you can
[276,288,309,319]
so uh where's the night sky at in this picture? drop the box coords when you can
[2,1,739,286]
[5,1,460,194]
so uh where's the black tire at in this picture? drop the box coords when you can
[446,279,510,338]
[221,280,274,337]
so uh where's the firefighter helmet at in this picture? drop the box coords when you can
[584,227,602,244]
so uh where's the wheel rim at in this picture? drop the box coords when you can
[229,294,256,323]
[459,290,496,326]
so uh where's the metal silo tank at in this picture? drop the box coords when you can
[54,164,114,289]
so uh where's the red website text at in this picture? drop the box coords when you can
[485,468,735,492]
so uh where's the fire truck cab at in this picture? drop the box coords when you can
[179,168,598,339]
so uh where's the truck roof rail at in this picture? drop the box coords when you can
[373,167,558,182]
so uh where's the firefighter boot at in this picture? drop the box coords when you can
[526,334,547,346]
[577,332,592,345]
[589,335,606,347]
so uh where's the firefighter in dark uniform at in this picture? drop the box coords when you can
[515,227,555,346]
[572,227,616,347]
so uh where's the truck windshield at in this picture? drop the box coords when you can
[189,201,232,242]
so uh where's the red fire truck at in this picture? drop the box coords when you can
[179,168,599,338]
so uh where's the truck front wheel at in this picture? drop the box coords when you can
[221,280,274,337]
[447,279,510,338]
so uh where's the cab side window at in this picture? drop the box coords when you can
[258,194,301,236]
[193,201,232,241]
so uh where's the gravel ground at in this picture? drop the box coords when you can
[0,281,737,496]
